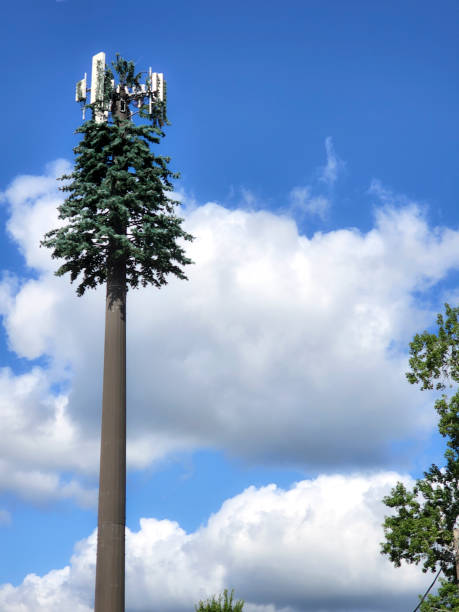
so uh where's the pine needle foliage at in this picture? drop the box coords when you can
[194,589,244,612]
[381,304,459,602]
[41,55,192,296]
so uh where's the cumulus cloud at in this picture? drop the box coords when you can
[1,161,459,503]
[0,366,97,507]
[2,159,71,273]
[0,473,435,612]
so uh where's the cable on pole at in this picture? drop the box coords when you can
[412,567,443,612]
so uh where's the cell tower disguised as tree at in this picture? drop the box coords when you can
[41,52,193,612]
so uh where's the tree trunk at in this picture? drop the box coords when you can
[454,528,459,594]
[94,261,126,612]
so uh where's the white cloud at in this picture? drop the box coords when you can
[288,137,343,218]
[368,179,413,208]
[0,473,435,611]
[2,159,71,273]
[1,162,459,503]
[319,136,344,186]
[240,187,257,208]
[0,366,97,507]
[289,186,330,219]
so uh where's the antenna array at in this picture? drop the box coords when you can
[75,52,166,123]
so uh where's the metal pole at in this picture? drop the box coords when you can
[95,261,126,612]
[95,92,130,612]
[87,57,159,609]
[454,527,459,594]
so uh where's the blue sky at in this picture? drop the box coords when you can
[1,1,459,610]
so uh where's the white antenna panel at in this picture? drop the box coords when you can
[157,73,164,101]
[90,51,106,104]
[148,67,166,112]
[149,71,157,115]
[151,72,158,94]
[75,74,87,102]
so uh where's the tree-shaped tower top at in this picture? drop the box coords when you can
[42,52,193,297]
[75,51,167,126]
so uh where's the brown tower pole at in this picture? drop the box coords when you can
[454,528,459,594]
[48,52,177,612]
[94,261,127,612]
[95,94,130,612]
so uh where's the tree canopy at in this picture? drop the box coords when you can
[194,589,244,612]
[381,304,459,607]
[41,55,193,296]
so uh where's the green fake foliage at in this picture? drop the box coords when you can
[97,54,167,127]
[41,57,193,296]
[195,589,244,612]
[381,304,459,599]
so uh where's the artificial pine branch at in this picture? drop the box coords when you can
[41,56,193,296]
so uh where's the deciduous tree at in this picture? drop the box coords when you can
[195,589,244,612]
[381,304,459,607]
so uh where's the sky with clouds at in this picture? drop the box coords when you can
[1,1,459,610]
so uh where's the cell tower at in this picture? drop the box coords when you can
[75,52,168,612]
[75,51,166,123]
